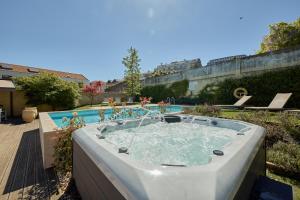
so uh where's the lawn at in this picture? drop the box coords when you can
[219,109,300,199]
[220,109,300,124]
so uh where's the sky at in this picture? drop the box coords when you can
[0,0,299,81]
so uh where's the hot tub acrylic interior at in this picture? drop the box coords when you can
[72,115,266,200]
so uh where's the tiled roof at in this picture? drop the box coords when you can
[0,62,89,81]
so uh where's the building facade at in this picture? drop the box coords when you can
[0,62,89,117]
[155,58,202,72]
[0,62,89,84]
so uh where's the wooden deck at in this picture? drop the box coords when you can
[0,119,78,200]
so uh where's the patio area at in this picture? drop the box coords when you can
[0,119,79,200]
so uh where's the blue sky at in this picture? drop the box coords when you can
[0,0,299,81]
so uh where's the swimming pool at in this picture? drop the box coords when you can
[48,105,183,128]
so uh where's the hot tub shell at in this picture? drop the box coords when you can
[72,116,266,200]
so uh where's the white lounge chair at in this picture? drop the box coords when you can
[215,96,252,109]
[245,93,292,111]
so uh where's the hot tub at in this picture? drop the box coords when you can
[72,115,266,200]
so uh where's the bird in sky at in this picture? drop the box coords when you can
[240,17,243,20]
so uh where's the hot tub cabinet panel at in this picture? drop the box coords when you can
[233,139,266,200]
[73,142,126,200]
[72,116,266,200]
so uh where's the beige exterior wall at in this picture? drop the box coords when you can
[0,90,55,117]
[13,91,27,116]
[0,91,11,116]
[0,91,28,117]
[0,91,30,117]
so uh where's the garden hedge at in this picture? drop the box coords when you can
[198,67,300,108]
[141,80,188,103]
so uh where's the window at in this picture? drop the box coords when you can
[0,64,13,70]
[27,68,39,73]
[2,74,12,80]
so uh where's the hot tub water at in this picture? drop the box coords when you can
[102,122,236,166]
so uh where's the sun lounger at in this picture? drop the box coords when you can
[245,93,292,111]
[215,95,252,109]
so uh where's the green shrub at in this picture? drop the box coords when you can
[236,112,292,147]
[14,72,80,109]
[141,80,189,103]
[278,112,300,141]
[192,104,221,117]
[169,80,189,98]
[175,97,201,105]
[54,113,85,174]
[198,84,219,104]
[267,141,300,174]
[198,67,300,107]
[141,84,173,102]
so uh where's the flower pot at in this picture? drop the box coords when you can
[22,109,36,123]
[25,107,38,118]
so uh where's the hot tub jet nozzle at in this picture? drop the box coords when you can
[119,147,128,154]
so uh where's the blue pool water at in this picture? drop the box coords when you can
[49,105,183,128]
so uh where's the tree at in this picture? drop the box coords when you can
[82,81,105,106]
[122,47,142,99]
[14,72,80,109]
[258,18,300,53]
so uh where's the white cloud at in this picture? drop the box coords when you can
[147,7,154,19]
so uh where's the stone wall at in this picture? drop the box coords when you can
[143,46,300,95]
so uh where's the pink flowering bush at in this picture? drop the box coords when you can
[82,81,105,106]
[139,97,152,107]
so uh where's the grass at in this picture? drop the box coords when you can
[267,170,300,200]
[219,110,300,124]
[219,109,300,199]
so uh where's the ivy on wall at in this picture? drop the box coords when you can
[169,79,189,98]
[198,67,300,108]
[141,80,189,103]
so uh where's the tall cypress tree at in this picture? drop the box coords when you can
[122,47,141,99]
